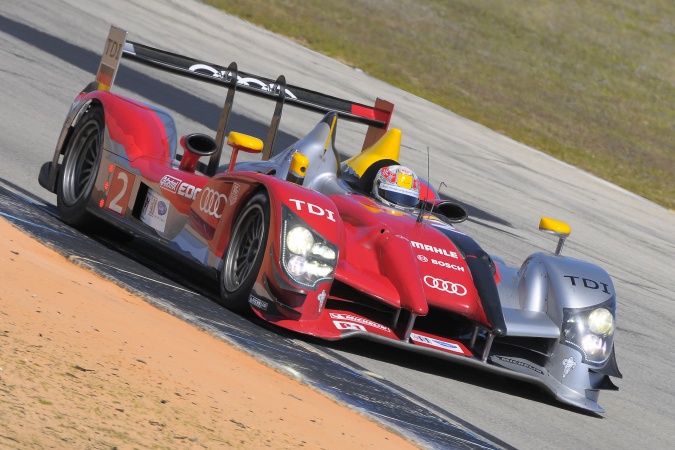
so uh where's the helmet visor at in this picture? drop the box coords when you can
[376,185,419,208]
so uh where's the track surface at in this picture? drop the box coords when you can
[1,1,674,448]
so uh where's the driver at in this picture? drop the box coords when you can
[372,165,421,209]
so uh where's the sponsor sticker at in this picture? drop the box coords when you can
[494,356,544,375]
[562,356,577,378]
[329,313,390,332]
[160,175,202,200]
[333,321,367,331]
[423,276,467,296]
[288,199,336,222]
[564,275,611,294]
[317,290,327,312]
[249,295,268,311]
[410,333,464,354]
[230,183,240,206]
[411,240,458,259]
[187,63,298,99]
[159,175,182,193]
[178,182,201,200]
[140,189,168,232]
[199,187,228,218]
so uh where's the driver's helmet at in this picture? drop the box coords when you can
[372,165,421,209]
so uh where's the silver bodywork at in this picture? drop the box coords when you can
[490,252,620,413]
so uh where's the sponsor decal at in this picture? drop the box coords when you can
[157,201,167,216]
[159,175,182,193]
[160,175,202,200]
[564,276,611,294]
[411,240,458,259]
[178,183,201,200]
[495,356,544,375]
[140,189,168,232]
[199,187,228,218]
[288,198,336,222]
[329,313,390,332]
[333,321,367,331]
[417,255,465,272]
[562,356,577,378]
[410,333,464,354]
[317,290,327,312]
[423,276,467,296]
[230,183,240,206]
[188,64,298,100]
[431,258,465,272]
[249,295,268,311]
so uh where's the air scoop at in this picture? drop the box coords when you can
[178,133,218,172]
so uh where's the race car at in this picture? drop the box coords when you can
[38,26,621,413]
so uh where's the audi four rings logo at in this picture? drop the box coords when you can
[199,188,228,218]
[424,275,467,296]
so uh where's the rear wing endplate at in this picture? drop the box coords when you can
[95,26,394,175]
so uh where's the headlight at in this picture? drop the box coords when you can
[286,226,314,255]
[280,205,338,289]
[588,308,614,335]
[561,299,616,365]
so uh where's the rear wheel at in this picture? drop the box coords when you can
[219,192,270,312]
[57,104,104,228]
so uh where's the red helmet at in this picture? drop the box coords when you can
[372,165,420,209]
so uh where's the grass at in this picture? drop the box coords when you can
[204,0,674,210]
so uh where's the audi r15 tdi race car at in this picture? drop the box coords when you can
[38,26,621,413]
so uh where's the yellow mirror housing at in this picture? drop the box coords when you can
[227,132,264,153]
[539,217,571,237]
[539,217,571,255]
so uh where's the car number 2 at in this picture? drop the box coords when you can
[105,166,135,216]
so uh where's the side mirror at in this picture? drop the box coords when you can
[538,217,571,255]
[226,131,264,172]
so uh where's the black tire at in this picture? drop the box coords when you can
[56,103,104,228]
[219,192,270,312]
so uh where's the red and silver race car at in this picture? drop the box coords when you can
[39,27,621,413]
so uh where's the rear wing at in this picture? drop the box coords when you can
[96,25,394,175]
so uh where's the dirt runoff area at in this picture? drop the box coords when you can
[0,218,417,449]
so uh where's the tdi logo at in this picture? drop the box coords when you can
[288,198,336,222]
[564,276,610,294]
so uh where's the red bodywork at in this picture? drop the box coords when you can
[74,89,493,360]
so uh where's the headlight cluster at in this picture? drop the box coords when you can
[561,298,616,365]
[281,206,338,289]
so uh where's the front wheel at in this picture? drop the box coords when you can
[56,103,104,228]
[219,192,270,312]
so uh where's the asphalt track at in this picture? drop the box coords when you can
[1,1,674,449]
